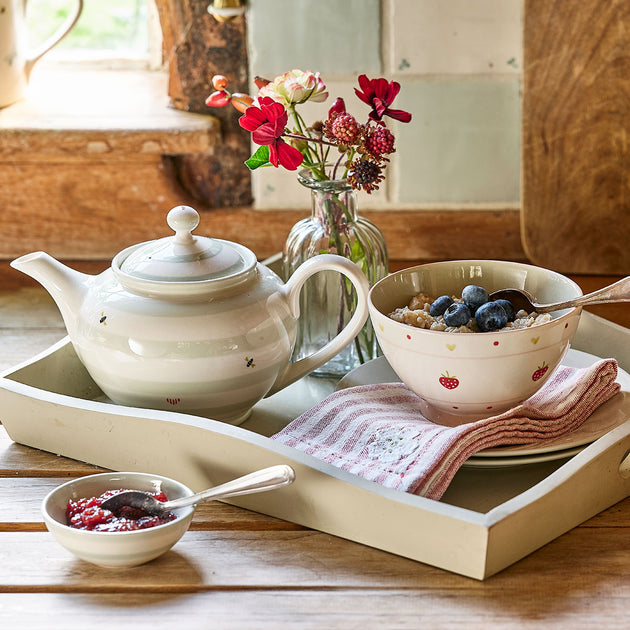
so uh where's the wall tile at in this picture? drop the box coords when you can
[394,79,521,204]
[388,0,522,75]
[248,0,382,78]
[252,162,387,210]
[246,1,523,208]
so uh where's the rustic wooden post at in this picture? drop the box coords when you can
[155,0,252,208]
[522,0,630,274]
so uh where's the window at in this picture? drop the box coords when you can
[26,0,162,68]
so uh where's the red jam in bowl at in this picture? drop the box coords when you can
[66,489,177,532]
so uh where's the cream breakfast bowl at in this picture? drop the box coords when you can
[41,472,195,568]
[368,260,583,425]
[11,205,370,424]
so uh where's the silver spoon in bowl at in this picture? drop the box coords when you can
[100,464,295,517]
[490,276,630,314]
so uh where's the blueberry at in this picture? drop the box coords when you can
[443,302,472,327]
[430,295,454,317]
[493,298,516,322]
[475,301,508,332]
[461,285,489,312]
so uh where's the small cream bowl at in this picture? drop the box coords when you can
[42,471,195,568]
[368,260,583,425]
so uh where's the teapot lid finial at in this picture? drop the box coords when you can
[112,204,257,298]
[167,205,199,244]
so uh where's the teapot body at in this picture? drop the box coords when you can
[11,207,371,425]
[73,264,295,424]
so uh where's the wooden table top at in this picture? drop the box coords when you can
[1,265,629,628]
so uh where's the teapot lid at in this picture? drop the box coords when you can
[112,206,257,298]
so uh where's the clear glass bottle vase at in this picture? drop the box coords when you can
[282,171,388,378]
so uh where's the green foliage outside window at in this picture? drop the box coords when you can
[27,0,149,54]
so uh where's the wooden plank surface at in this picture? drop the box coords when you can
[2,590,630,630]
[522,0,630,274]
[1,526,630,591]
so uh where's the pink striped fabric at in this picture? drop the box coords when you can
[271,359,620,500]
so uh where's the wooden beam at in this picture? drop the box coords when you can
[0,206,524,262]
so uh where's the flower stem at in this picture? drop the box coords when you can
[287,108,325,178]
[321,191,371,365]
[283,132,336,148]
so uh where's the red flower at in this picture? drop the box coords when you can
[354,75,412,123]
[238,97,303,170]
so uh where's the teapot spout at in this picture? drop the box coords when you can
[10,252,91,334]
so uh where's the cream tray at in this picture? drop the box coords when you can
[1,310,630,580]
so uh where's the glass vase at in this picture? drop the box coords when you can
[282,171,388,378]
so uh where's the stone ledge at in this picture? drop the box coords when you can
[0,68,219,156]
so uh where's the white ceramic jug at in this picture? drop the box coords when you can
[0,0,83,108]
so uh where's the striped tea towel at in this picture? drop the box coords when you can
[271,359,620,500]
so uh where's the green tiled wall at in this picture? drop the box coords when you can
[248,0,382,77]
[395,80,521,203]
[246,0,522,208]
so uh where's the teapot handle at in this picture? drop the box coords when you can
[266,254,371,396]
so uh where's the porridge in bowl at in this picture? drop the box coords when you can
[388,284,552,333]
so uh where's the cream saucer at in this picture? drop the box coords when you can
[461,446,585,468]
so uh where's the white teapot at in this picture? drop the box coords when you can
[11,206,370,424]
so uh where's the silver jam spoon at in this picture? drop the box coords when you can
[99,465,295,517]
[490,276,630,314]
